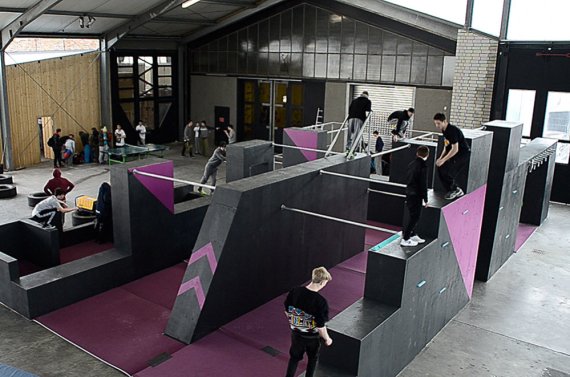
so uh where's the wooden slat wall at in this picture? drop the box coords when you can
[3,52,101,168]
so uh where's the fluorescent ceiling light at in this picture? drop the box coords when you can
[182,0,201,8]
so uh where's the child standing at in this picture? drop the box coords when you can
[401,146,430,247]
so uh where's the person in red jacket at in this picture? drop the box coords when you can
[43,168,75,195]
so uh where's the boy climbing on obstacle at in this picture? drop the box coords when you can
[401,146,430,247]
[198,141,227,195]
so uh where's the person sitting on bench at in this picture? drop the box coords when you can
[31,188,76,232]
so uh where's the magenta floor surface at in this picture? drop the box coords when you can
[36,228,392,377]
[515,223,537,252]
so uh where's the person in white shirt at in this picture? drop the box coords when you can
[115,124,126,147]
[31,188,76,232]
[63,134,76,166]
[135,121,147,146]
[194,123,201,154]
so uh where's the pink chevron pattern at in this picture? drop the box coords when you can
[285,129,319,161]
[188,243,217,272]
[177,277,206,308]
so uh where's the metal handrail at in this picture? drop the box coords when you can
[325,116,350,157]
[347,111,374,157]
[131,169,215,190]
[281,205,398,235]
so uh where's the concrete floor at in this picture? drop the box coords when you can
[0,146,569,377]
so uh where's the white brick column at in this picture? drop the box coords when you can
[450,30,499,129]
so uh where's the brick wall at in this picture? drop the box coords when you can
[450,29,498,129]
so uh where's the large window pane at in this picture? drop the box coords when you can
[472,0,502,36]
[543,92,570,141]
[383,0,467,24]
[508,0,570,40]
[506,89,535,137]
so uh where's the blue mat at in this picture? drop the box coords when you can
[0,365,39,377]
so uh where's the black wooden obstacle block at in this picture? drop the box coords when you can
[389,139,438,188]
[367,180,406,227]
[166,155,370,344]
[519,138,557,226]
[475,121,527,282]
[282,128,328,167]
[433,129,493,195]
[226,140,274,183]
[483,121,523,180]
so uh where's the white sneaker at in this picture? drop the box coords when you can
[410,235,426,244]
[444,190,457,200]
[455,188,464,198]
[400,238,418,247]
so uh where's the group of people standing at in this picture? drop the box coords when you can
[181,120,236,158]
[48,123,146,167]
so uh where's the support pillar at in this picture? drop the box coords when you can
[0,51,13,171]
[99,39,112,128]
[177,44,188,141]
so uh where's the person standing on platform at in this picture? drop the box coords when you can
[44,168,74,196]
[346,91,372,152]
[433,113,471,200]
[135,121,147,146]
[197,141,226,194]
[114,125,126,148]
[31,188,76,232]
[284,267,333,377]
[47,128,63,168]
[181,120,195,157]
[389,108,415,142]
[401,146,429,247]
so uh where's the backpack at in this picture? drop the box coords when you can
[47,136,55,147]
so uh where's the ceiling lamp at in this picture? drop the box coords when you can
[182,0,201,8]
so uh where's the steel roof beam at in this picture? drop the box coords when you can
[104,0,188,48]
[1,0,64,50]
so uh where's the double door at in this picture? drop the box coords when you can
[240,79,305,145]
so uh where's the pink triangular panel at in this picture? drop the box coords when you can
[442,184,487,298]
[129,161,174,213]
[285,129,318,161]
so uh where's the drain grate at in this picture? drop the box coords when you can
[147,352,172,367]
[542,368,570,377]
[261,345,281,357]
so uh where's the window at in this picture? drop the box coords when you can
[506,89,535,137]
[544,92,570,164]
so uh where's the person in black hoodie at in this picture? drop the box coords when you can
[389,108,414,142]
[401,145,430,247]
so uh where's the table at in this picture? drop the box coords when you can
[104,144,168,165]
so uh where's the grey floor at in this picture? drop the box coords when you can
[0,146,569,377]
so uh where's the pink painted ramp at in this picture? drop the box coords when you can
[442,185,487,298]
[129,161,174,213]
[284,128,318,161]
[515,223,537,252]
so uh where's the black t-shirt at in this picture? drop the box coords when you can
[284,287,329,334]
[443,124,470,156]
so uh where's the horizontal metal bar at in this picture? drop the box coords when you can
[327,128,347,134]
[131,169,215,190]
[370,144,411,158]
[281,205,398,235]
[367,188,406,198]
[408,132,434,141]
[272,143,341,155]
[320,170,406,187]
